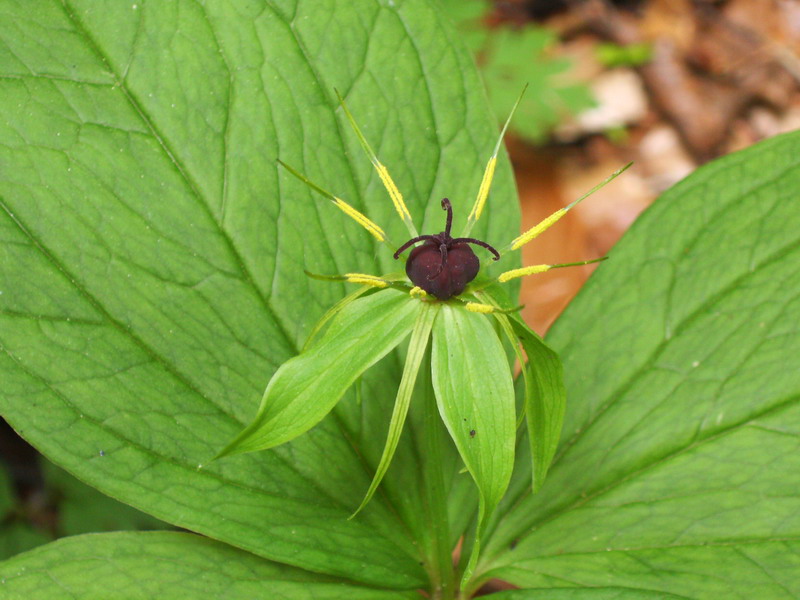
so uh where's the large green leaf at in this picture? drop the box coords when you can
[0,532,417,599]
[481,132,800,597]
[0,0,519,589]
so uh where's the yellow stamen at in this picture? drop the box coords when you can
[335,89,417,236]
[505,163,633,254]
[462,85,527,237]
[468,157,497,223]
[510,209,566,251]
[376,163,412,223]
[409,286,427,298]
[498,264,552,283]
[333,198,386,242]
[277,159,390,245]
[344,273,389,288]
[465,302,496,314]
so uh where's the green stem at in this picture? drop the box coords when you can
[418,349,456,599]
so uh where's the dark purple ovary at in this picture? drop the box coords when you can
[406,241,480,300]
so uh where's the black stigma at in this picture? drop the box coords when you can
[393,198,499,300]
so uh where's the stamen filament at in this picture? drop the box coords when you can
[463,84,528,237]
[335,89,418,237]
[507,162,633,252]
[278,159,387,243]
[498,257,607,283]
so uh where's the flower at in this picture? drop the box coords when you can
[216,89,628,580]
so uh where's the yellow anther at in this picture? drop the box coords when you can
[409,286,427,298]
[468,157,497,223]
[510,209,567,251]
[335,89,416,236]
[506,162,632,251]
[462,86,527,237]
[333,198,386,242]
[465,302,496,314]
[376,163,412,223]
[344,273,389,288]
[498,264,552,283]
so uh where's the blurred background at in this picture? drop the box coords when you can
[441,0,800,332]
[3,0,800,560]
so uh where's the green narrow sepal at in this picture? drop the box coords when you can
[476,284,568,492]
[509,315,566,492]
[217,289,419,458]
[350,301,440,518]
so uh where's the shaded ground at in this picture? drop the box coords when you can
[506,0,800,332]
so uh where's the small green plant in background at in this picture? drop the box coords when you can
[1,1,799,599]
[595,41,653,68]
[438,0,595,142]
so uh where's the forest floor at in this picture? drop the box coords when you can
[505,0,800,332]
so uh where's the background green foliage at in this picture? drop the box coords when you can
[0,460,167,560]
[438,0,594,142]
[1,0,799,598]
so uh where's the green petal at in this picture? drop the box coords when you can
[509,316,566,492]
[474,284,567,493]
[218,289,418,457]
[431,303,515,584]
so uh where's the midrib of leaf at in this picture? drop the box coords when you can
[59,0,297,352]
[490,183,800,541]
